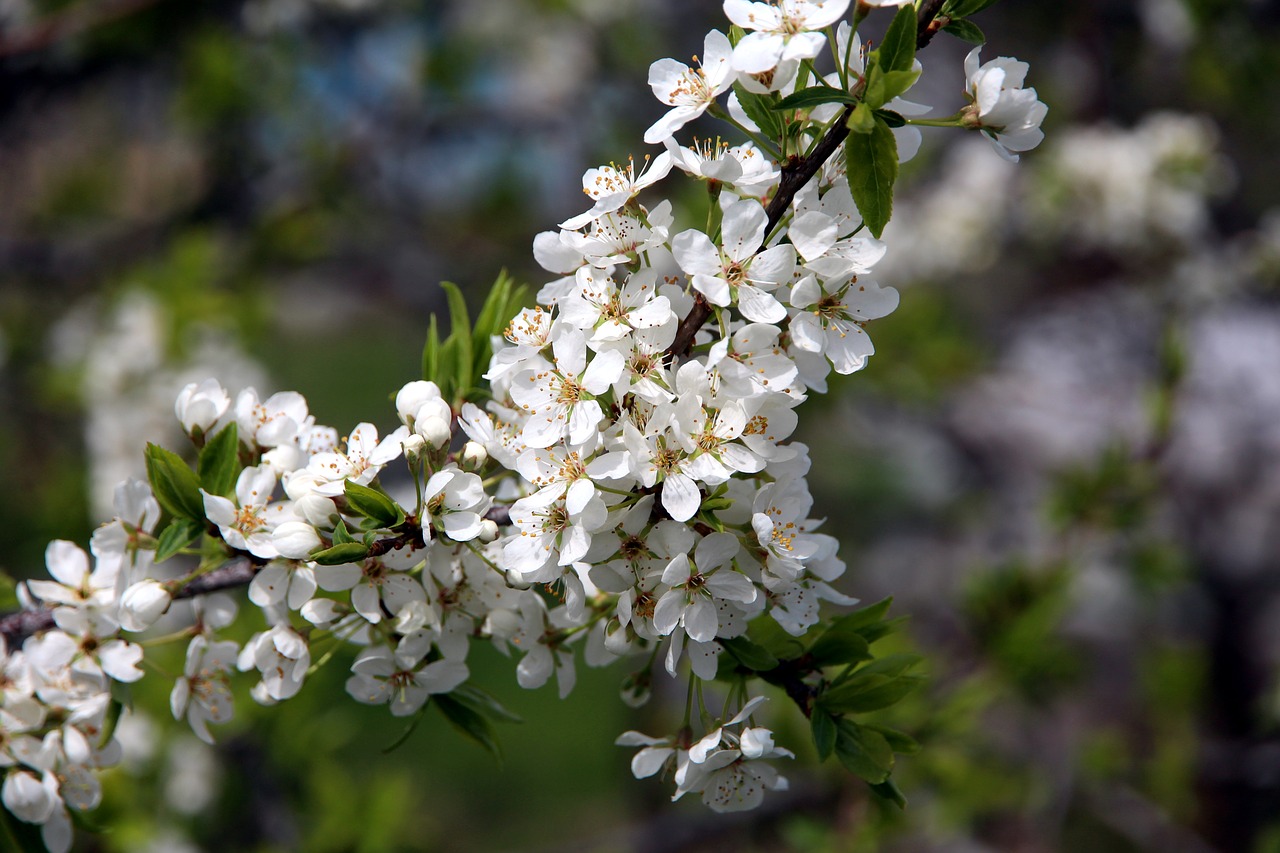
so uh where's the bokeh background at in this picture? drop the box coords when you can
[3,0,1280,850]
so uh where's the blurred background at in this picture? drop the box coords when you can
[3,0,1280,850]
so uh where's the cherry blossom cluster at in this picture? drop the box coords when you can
[0,1,1047,846]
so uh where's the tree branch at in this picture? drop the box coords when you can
[0,557,258,650]
[665,3,950,361]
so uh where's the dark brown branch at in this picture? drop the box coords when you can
[0,558,258,649]
[664,3,950,361]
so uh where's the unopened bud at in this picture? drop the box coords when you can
[475,519,498,543]
[460,441,488,472]
[503,567,531,589]
[119,580,172,632]
[416,414,452,450]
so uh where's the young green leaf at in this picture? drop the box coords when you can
[811,709,837,760]
[422,314,440,383]
[310,542,370,566]
[875,109,906,128]
[155,518,205,562]
[808,624,872,667]
[844,116,898,239]
[863,724,921,756]
[144,443,205,521]
[440,281,474,402]
[720,636,780,672]
[731,82,784,141]
[875,5,918,74]
[824,674,925,714]
[435,694,503,760]
[197,423,240,498]
[834,720,894,783]
[944,0,1002,19]
[847,101,876,134]
[451,685,524,725]
[344,481,404,529]
[943,18,986,45]
[771,85,858,112]
[869,777,908,809]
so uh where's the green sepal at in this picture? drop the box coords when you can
[197,423,240,498]
[943,18,986,44]
[875,5,918,74]
[771,85,858,112]
[834,719,894,783]
[435,694,503,761]
[731,82,784,141]
[144,443,205,521]
[844,117,898,239]
[720,635,780,672]
[811,709,837,760]
[869,777,908,810]
[344,480,405,529]
[155,517,205,562]
[310,542,370,566]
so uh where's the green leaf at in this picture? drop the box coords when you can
[944,0,1002,19]
[747,614,808,661]
[824,674,925,714]
[856,615,907,645]
[811,709,837,760]
[331,518,356,546]
[422,314,440,383]
[435,694,503,760]
[382,702,431,753]
[720,636,780,672]
[771,85,858,112]
[731,82,784,141]
[843,597,894,630]
[850,653,924,681]
[0,570,20,611]
[197,423,240,497]
[844,117,898,239]
[876,5,918,74]
[809,628,872,668]
[310,542,370,566]
[846,101,876,134]
[451,685,524,725]
[875,109,906,128]
[834,720,894,783]
[440,281,474,403]
[344,481,404,529]
[863,724,921,756]
[942,18,986,45]
[869,777,908,809]
[155,518,205,562]
[144,443,205,521]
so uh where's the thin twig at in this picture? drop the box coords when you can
[665,3,950,361]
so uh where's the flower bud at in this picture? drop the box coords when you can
[478,519,500,543]
[272,521,321,560]
[175,379,230,436]
[416,412,452,450]
[119,580,172,632]
[460,441,488,471]
[402,433,426,459]
[395,380,443,425]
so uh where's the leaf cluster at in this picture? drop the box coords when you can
[717,598,922,808]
